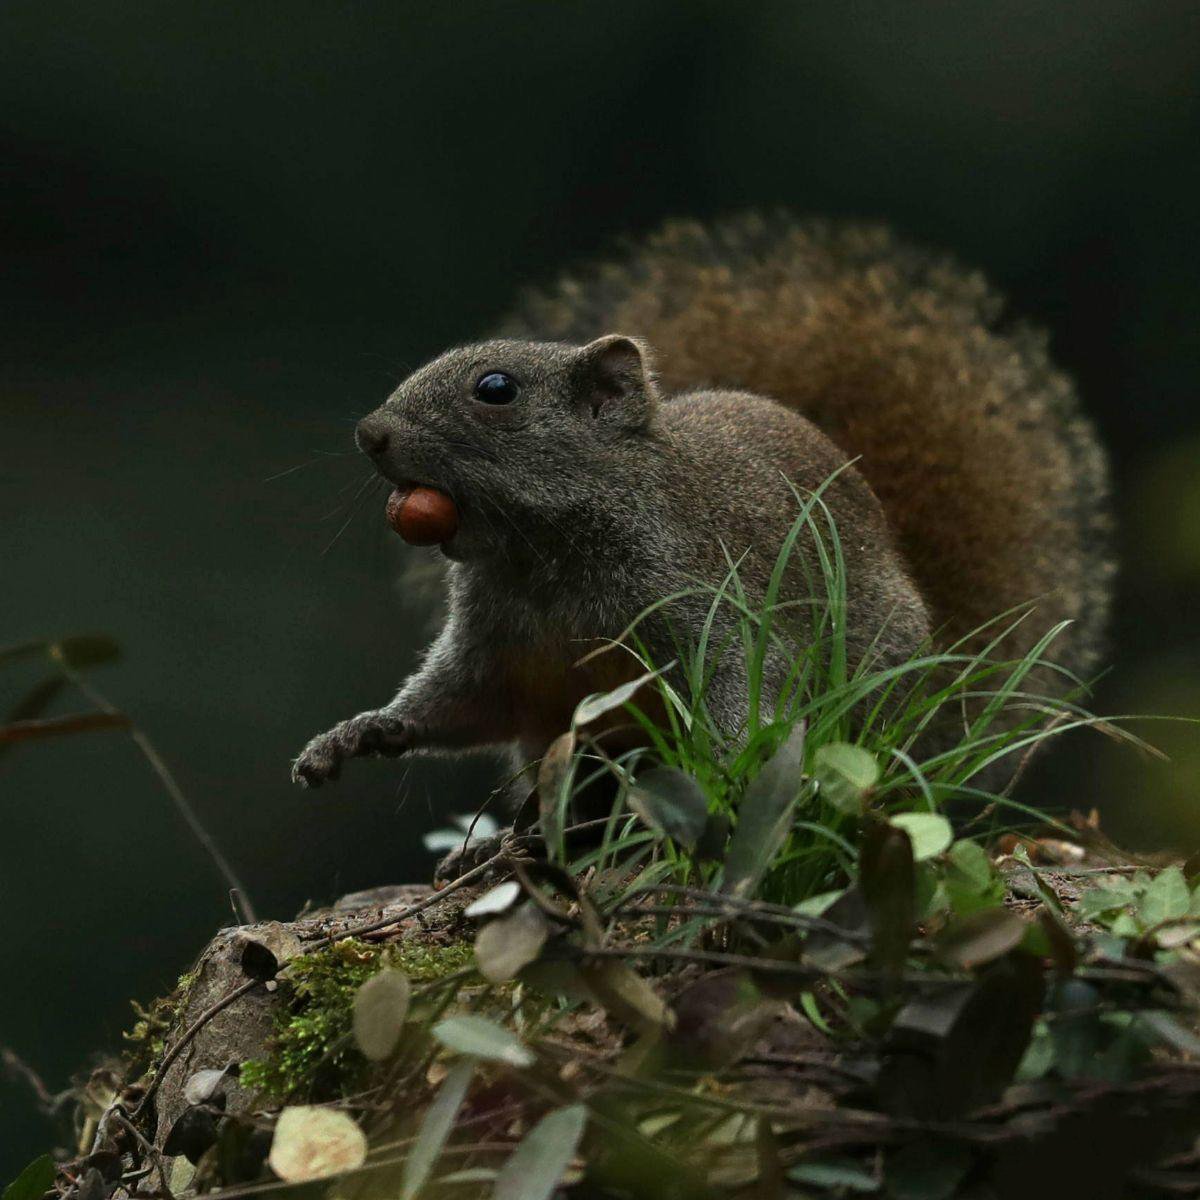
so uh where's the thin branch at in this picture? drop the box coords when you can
[112,1112,176,1200]
[0,712,132,742]
[68,671,258,925]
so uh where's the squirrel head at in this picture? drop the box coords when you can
[355,335,659,561]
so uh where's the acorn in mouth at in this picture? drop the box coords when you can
[385,486,459,546]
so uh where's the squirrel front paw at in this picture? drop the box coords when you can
[291,711,411,787]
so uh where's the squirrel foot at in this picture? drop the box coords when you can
[292,711,410,787]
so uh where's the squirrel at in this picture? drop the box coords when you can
[292,214,1112,790]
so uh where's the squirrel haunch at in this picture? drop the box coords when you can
[292,214,1112,792]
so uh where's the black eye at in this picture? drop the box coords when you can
[474,371,520,405]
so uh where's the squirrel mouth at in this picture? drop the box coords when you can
[384,485,460,546]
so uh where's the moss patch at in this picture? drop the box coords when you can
[122,968,200,1076]
[240,938,472,1102]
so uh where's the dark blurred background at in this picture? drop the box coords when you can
[3,0,1199,1171]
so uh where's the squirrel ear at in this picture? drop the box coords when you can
[575,334,657,429]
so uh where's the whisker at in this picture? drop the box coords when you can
[319,469,380,553]
[478,489,550,569]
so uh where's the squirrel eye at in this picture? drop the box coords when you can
[474,371,520,405]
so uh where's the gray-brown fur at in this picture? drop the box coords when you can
[292,214,1111,788]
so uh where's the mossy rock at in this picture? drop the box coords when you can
[144,884,475,1156]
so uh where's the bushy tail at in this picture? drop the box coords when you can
[502,213,1113,685]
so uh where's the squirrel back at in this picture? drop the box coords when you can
[501,213,1113,684]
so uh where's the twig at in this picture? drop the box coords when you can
[1,1045,73,1114]
[580,944,961,991]
[112,1112,176,1200]
[0,712,132,742]
[69,671,258,925]
[131,979,261,1119]
[617,883,872,943]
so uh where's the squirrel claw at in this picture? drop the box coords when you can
[291,712,409,786]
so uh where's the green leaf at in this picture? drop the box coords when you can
[889,813,952,861]
[946,839,993,891]
[812,742,878,814]
[401,1060,473,1200]
[351,968,411,1061]
[1048,979,1102,1080]
[1140,866,1191,928]
[788,1158,877,1191]
[794,889,843,918]
[944,840,1004,914]
[627,766,709,848]
[724,723,807,899]
[1016,1021,1055,1081]
[1076,883,1138,923]
[936,908,1028,971]
[431,1015,534,1068]
[493,1104,587,1200]
[474,901,550,983]
[3,1155,55,1200]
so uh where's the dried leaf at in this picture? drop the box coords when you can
[812,742,878,814]
[163,1106,220,1164]
[627,765,709,848]
[668,969,781,1071]
[537,731,576,857]
[937,908,1028,971]
[183,1068,229,1106]
[859,821,915,979]
[1035,905,1078,973]
[580,959,674,1034]
[400,1060,473,1200]
[0,711,131,744]
[724,723,807,899]
[474,901,549,983]
[494,1104,587,1200]
[268,1107,366,1182]
[755,1118,786,1200]
[572,665,665,728]
[431,1015,535,1067]
[889,813,952,861]
[880,955,1043,1118]
[352,969,411,1061]
[51,635,121,669]
[464,880,522,918]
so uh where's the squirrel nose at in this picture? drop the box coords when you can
[356,415,390,457]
